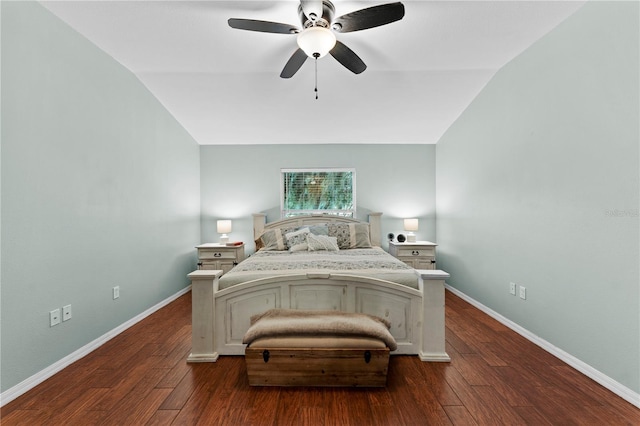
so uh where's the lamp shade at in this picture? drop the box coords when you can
[297,27,336,58]
[217,220,232,234]
[404,218,419,232]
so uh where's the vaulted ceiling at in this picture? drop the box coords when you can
[41,1,585,145]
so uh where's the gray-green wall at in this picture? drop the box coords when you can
[436,1,639,394]
[200,144,436,252]
[1,2,200,392]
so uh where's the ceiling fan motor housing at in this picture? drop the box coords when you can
[298,0,336,29]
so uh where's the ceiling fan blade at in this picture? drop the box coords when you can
[300,0,323,21]
[333,2,405,33]
[329,41,366,74]
[280,48,308,78]
[228,18,300,34]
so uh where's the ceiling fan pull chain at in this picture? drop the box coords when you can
[314,53,319,100]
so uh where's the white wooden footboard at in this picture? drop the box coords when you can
[187,270,450,362]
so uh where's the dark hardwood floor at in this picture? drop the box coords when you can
[2,290,639,425]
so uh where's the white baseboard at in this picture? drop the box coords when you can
[445,284,640,409]
[0,285,192,407]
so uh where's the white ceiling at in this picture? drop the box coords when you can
[40,0,585,145]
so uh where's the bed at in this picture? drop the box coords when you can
[187,212,450,363]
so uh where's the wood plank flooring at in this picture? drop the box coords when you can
[2,290,639,425]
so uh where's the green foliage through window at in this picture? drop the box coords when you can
[281,168,356,217]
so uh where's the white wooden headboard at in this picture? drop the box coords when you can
[252,213,382,247]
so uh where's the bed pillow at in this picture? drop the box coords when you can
[288,243,309,252]
[308,224,329,236]
[353,224,372,248]
[307,234,340,252]
[285,227,310,248]
[259,228,286,251]
[327,223,372,249]
[287,224,328,251]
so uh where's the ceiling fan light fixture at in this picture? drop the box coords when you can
[297,26,336,58]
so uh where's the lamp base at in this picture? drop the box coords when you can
[220,234,229,244]
[407,233,416,243]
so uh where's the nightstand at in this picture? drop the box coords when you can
[196,243,245,275]
[389,241,437,270]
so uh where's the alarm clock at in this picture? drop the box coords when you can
[397,234,406,243]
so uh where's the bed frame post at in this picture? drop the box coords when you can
[253,213,266,241]
[187,270,222,363]
[368,212,382,247]
[418,270,451,362]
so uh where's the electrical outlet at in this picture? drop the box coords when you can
[62,304,72,321]
[50,309,61,327]
[509,282,516,296]
[113,286,120,299]
[519,286,527,300]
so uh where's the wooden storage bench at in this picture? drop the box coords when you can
[243,309,397,387]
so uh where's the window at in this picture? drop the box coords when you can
[281,168,356,217]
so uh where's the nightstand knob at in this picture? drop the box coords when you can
[214,252,222,258]
[412,250,419,256]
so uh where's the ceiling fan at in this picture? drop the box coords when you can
[228,0,405,79]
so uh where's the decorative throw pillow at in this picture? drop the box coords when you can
[285,227,310,248]
[307,234,340,251]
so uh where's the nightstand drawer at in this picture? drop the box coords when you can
[198,250,238,260]
[396,247,435,257]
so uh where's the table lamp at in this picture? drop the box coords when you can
[404,218,419,242]
[217,220,232,244]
